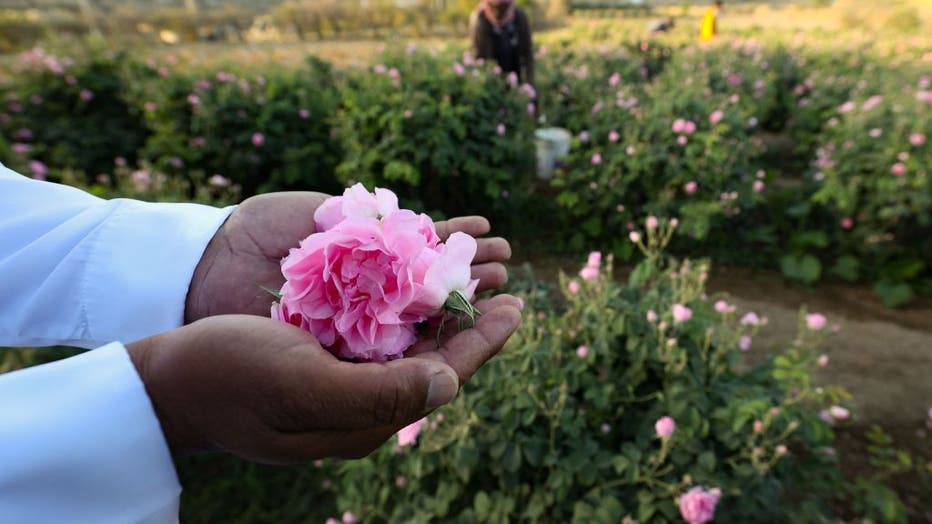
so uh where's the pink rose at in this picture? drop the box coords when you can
[579,266,599,281]
[591,153,602,165]
[587,251,602,268]
[647,310,658,323]
[672,304,693,323]
[608,130,620,143]
[679,486,721,524]
[753,180,765,193]
[299,108,310,119]
[655,416,675,439]
[740,312,761,325]
[79,89,94,102]
[829,405,850,420]
[672,119,686,133]
[714,300,732,314]
[27,160,47,180]
[496,123,506,136]
[840,217,853,229]
[890,163,906,176]
[646,216,659,230]
[453,62,465,75]
[568,280,580,294]
[397,418,426,447]
[817,354,829,367]
[909,133,926,146]
[576,345,589,358]
[683,120,697,134]
[251,132,265,147]
[709,110,724,125]
[342,512,359,524]
[775,444,788,456]
[684,181,698,194]
[806,313,827,330]
[629,231,641,243]
[753,420,763,433]
[739,335,752,351]
[677,135,688,146]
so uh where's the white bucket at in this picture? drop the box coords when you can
[534,127,571,180]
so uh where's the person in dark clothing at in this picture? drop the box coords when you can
[469,0,535,87]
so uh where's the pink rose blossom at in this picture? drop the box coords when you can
[679,486,721,524]
[840,217,853,229]
[600,423,611,434]
[655,416,675,438]
[587,251,602,268]
[740,312,761,325]
[11,143,31,155]
[646,216,658,230]
[838,101,855,113]
[806,313,827,330]
[79,89,94,102]
[817,354,829,367]
[672,304,693,323]
[579,266,599,281]
[591,153,602,165]
[326,519,341,524]
[709,110,724,125]
[453,62,465,75]
[609,72,621,86]
[753,180,765,193]
[27,160,47,180]
[144,101,157,112]
[714,300,733,314]
[273,184,477,361]
[629,231,641,243]
[496,123,506,136]
[576,345,589,358]
[683,120,697,134]
[251,132,265,147]
[775,444,788,456]
[299,108,310,119]
[208,174,230,188]
[608,130,620,143]
[397,417,426,447]
[909,133,926,146]
[579,130,590,143]
[861,95,883,111]
[739,336,752,351]
[568,280,580,294]
[769,407,780,417]
[753,420,764,433]
[890,163,907,176]
[672,119,687,133]
[677,135,688,146]
[684,181,698,194]
[342,512,359,524]
[830,406,850,420]
[647,310,658,323]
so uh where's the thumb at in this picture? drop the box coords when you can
[324,358,459,429]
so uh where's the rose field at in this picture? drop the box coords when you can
[1,1,930,522]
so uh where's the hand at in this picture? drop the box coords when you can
[184,192,511,323]
[128,295,521,463]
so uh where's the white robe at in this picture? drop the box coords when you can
[0,164,234,523]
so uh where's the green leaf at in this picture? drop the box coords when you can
[780,254,822,284]
[830,255,860,282]
[872,281,914,307]
[474,492,491,518]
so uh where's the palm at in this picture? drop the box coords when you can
[185,192,511,323]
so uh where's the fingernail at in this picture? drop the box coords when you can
[516,297,525,310]
[425,367,458,411]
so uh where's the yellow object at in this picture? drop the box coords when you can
[700,8,717,42]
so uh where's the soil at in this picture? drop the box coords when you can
[510,255,932,521]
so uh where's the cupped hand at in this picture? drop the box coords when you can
[185,192,512,323]
[128,295,522,464]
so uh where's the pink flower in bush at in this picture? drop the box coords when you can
[579,266,599,281]
[862,95,883,111]
[740,312,761,325]
[299,108,310,119]
[326,518,341,524]
[27,160,47,180]
[608,130,620,143]
[629,231,641,243]
[909,133,926,146]
[647,310,658,323]
[601,423,611,434]
[677,135,688,146]
[840,217,853,229]
[397,418,426,447]
[144,101,157,112]
[672,304,693,323]
[829,406,850,420]
[684,180,698,194]
[739,336,752,351]
[11,143,31,155]
[79,89,94,102]
[187,93,200,106]
[806,313,827,330]
[579,130,590,143]
[591,153,602,165]
[496,123,506,136]
[131,169,151,191]
[15,128,32,140]
[208,174,230,188]
[775,444,788,456]
[753,180,765,193]
[753,420,764,433]
[838,101,855,113]
[714,300,734,314]
[655,416,675,439]
[817,354,829,367]
[251,132,265,147]
[568,280,580,294]
[679,486,721,524]
[609,72,621,86]
[576,345,589,358]
[587,251,602,268]
[709,110,724,125]
[672,119,687,133]
[890,162,906,176]
[453,62,465,75]
[646,216,659,230]
[273,184,478,361]
[683,120,697,134]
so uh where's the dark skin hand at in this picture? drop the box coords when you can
[127,296,522,464]
[185,192,512,323]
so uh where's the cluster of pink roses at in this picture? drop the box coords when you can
[272,184,479,362]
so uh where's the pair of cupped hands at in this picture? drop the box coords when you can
[127,192,522,464]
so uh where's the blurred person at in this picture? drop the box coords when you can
[648,17,676,35]
[0,163,521,522]
[469,0,535,87]
[700,1,723,43]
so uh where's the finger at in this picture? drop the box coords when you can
[293,357,459,430]
[472,262,508,293]
[434,216,490,241]
[474,237,511,264]
[407,305,522,384]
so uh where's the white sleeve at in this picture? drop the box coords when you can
[0,342,180,524]
[0,163,234,348]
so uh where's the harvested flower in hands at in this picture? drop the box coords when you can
[271,184,479,362]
